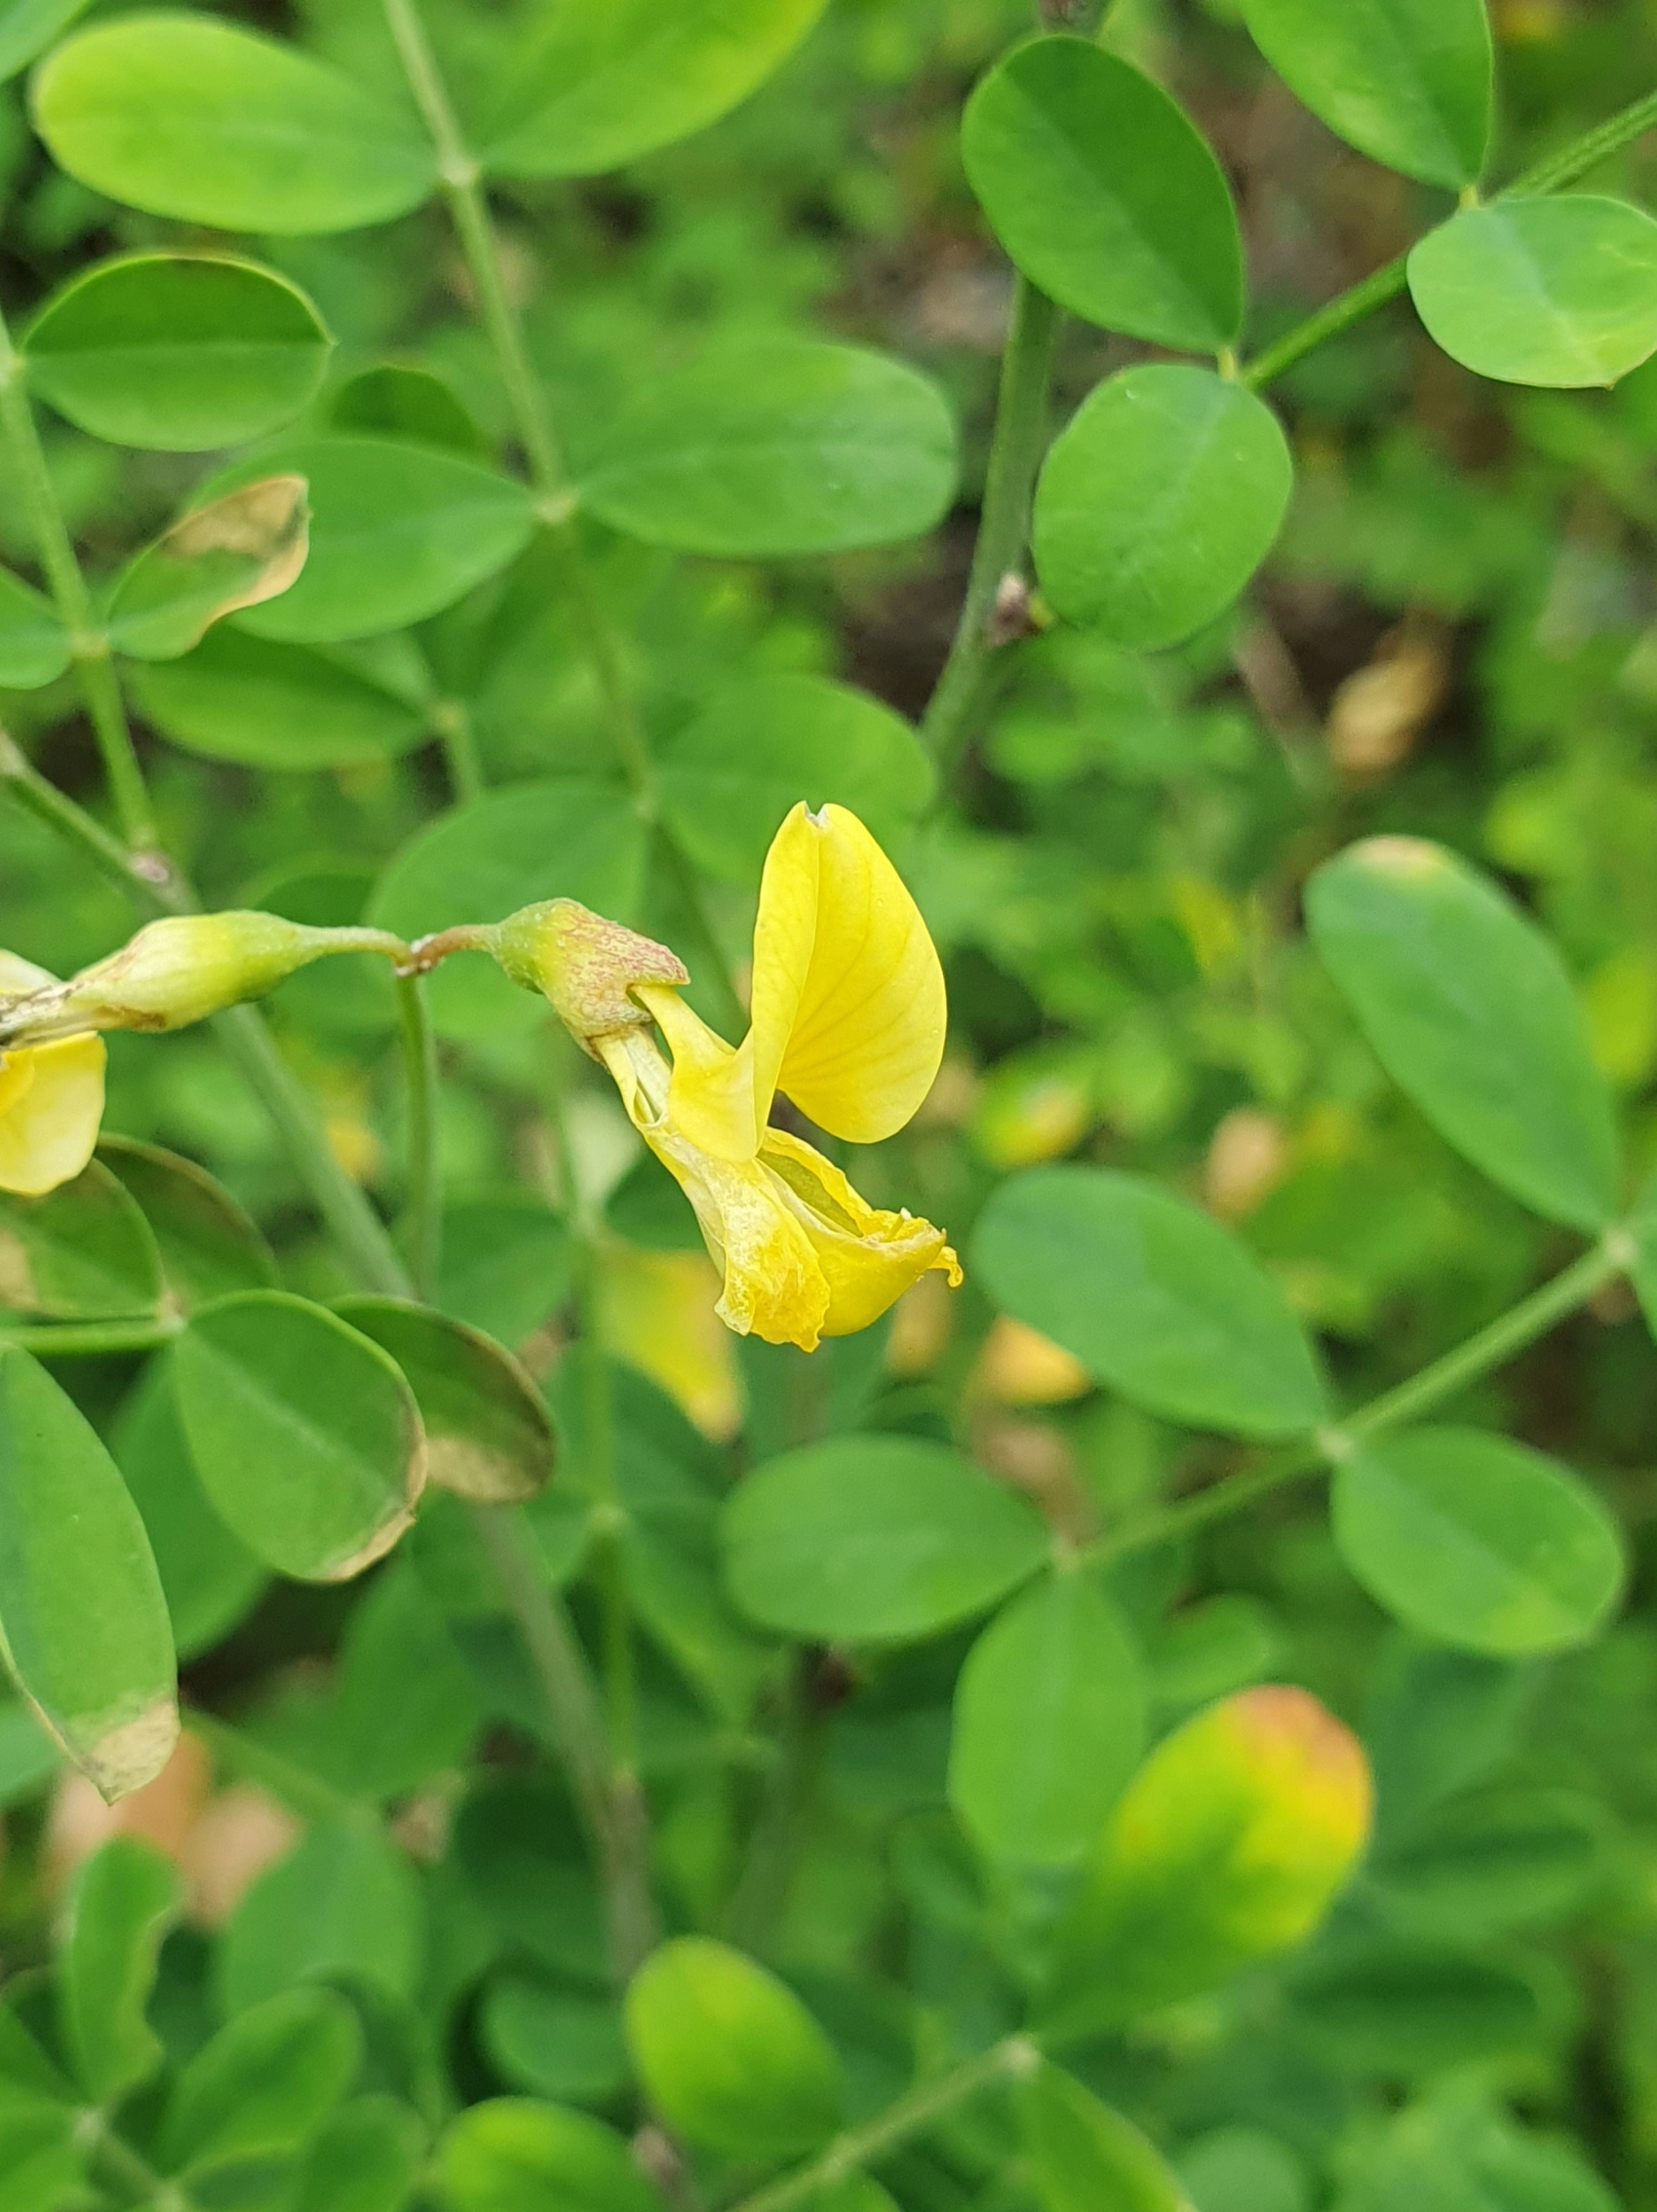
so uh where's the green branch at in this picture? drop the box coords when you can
[919,276,1059,773]
[0,304,154,850]
[730,2037,1042,2212]
[395,972,442,1299]
[1243,80,1657,391]
[1085,1235,1626,1569]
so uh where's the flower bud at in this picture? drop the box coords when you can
[488,900,689,1048]
[0,913,404,1045]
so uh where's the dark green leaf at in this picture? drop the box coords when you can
[438,1197,575,1345]
[31,15,436,235]
[962,37,1243,351]
[973,1165,1327,1438]
[24,255,332,451]
[331,364,487,454]
[0,1347,177,1799]
[99,1136,277,1310]
[160,1986,360,2177]
[335,1298,553,1506]
[173,1291,425,1583]
[578,340,958,558]
[481,1976,628,2105]
[1332,1427,1625,1655]
[1305,838,1620,1229]
[289,2098,426,2212]
[1285,1939,1542,2074]
[722,1437,1049,1641]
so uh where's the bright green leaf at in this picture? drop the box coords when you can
[0,1348,178,1800]
[219,1822,422,2014]
[478,0,829,178]
[659,674,935,885]
[1305,838,1621,1229]
[1046,1686,1373,2035]
[949,1571,1146,1866]
[173,1291,425,1582]
[962,37,1243,351]
[31,14,436,235]
[160,1986,361,2178]
[1033,366,1292,649]
[578,340,958,558]
[1237,0,1491,188]
[722,1437,1049,1642]
[0,568,69,691]
[0,0,91,85]
[625,1938,846,2159]
[24,255,332,451]
[1021,2063,1191,2212]
[201,438,533,645]
[973,1165,1327,1438]
[440,2098,662,2212]
[1409,198,1657,388]
[1332,1427,1625,1656]
[0,1159,163,1321]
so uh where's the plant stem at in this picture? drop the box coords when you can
[395,972,441,1299]
[0,1318,182,1357]
[920,277,1059,773]
[1243,80,1657,391]
[0,304,155,850]
[730,2037,1042,2212]
[1085,1235,1626,1568]
[215,1004,413,1297]
[466,1500,655,1976]
[78,2111,193,2211]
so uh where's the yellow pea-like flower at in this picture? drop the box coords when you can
[0,952,106,1198]
[499,804,963,1354]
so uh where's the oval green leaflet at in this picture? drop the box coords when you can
[0,1348,178,1800]
[1237,0,1492,190]
[1409,197,1657,390]
[721,1436,1050,1642]
[23,255,333,452]
[172,1291,426,1583]
[1305,837,1621,1231]
[1033,366,1293,650]
[31,14,436,235]
[1332,1426,1625,1656]
[973,1165,1327,1439]
[963,37,1243,353]
[624,1938,846,2160]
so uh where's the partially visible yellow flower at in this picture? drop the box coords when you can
[0,952,105,1197]
[507,804,963,1354]
[596,1244,744,1441]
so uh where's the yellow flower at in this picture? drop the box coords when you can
[0,952,106,1197]
[572,803,962,1353]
